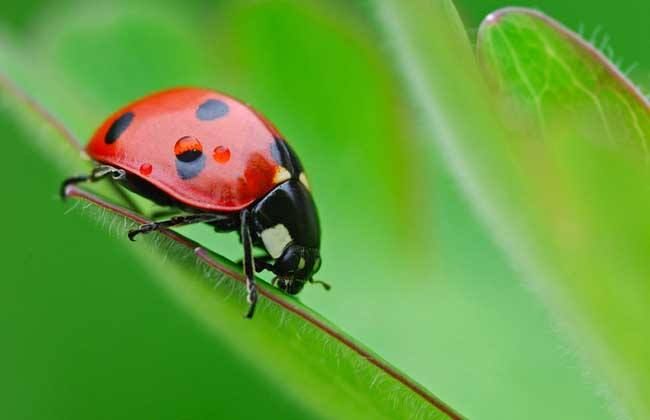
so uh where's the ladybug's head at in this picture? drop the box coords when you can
[250,179,322,295]
[273,245,322,294]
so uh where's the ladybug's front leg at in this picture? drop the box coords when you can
[253,256,274,273]
[234,254,273,273]
[240,209,258,319]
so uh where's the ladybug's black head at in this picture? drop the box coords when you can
[273,245,322,294]
[250,179,321,294]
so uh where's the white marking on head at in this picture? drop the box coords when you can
[298,257,306,270]
[273,166,291,184]
[260,224,292,258]
[299,172,310,190]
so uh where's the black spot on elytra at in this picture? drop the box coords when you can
[105,112,134,144]
[176,154,206,180]
[270,137,304,176]
[196,99,229,121]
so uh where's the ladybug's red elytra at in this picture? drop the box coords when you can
[62,88,327,318]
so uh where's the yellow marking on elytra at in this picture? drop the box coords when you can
[273,166,291,184]
[299,172,310,190]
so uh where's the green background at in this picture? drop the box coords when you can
[1,1,648,419]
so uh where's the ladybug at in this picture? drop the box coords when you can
[61,88,327,318]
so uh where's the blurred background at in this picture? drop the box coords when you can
[1,1,648,419]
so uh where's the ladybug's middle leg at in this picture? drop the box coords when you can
[127,213,228,241]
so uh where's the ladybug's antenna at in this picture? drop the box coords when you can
[310,279,331,291]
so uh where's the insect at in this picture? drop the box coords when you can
[61,87,327,318]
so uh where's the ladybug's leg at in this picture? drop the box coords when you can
[127,213,227,241]
[60,165,126,198]
[62,165,142,214]
[240,209,258,319]
[235,255,274,272]
[253,256,274,273]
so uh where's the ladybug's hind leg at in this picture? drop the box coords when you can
[60,165,126,198]
[61,164,143,214]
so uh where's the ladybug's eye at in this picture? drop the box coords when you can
[174,136,203,162]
